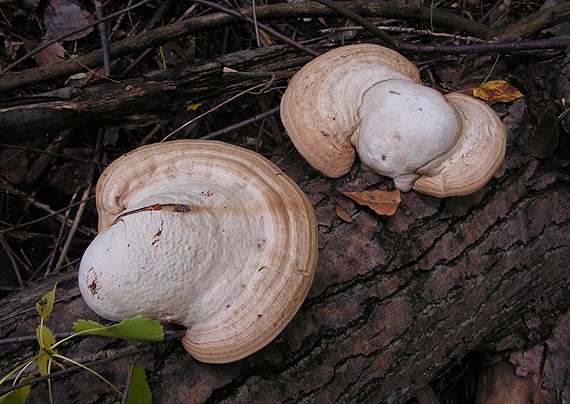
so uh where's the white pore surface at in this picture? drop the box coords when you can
[355,79,462,191]
[78,179,278,327]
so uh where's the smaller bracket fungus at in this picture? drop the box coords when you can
[280,44,506,197]
[78,140,318,364]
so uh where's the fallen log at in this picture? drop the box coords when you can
[0,138,569,402]
[0,45,311,144]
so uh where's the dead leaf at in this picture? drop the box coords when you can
[104,127,120,146]
[472,80,524,103]
[335,204,353,223]
[2,37,24,60]
[32,41,65,67]
[340,189,401,216]
[43,0,94,41]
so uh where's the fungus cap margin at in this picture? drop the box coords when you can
[79,139,318,363]
[280,43,421,178]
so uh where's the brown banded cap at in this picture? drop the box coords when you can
[281,44,506,197]
[79,140,318,363]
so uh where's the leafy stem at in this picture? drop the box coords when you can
[0,284,162,404]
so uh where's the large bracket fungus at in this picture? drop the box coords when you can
[78,140,318,364]
[280,44,507,197]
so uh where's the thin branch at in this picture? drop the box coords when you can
[0,195,96,237]
[0,237,23,286]
[120,361,138,404]
[53,130,102,272]
[313,0,399,47]
[1,1,569,92]
[0,0,155,74]
[94,0,111,77]
[199,105,280,140]
[162,80,274,141]
[190,0,320,57]
[0,331,186,395]
[46,189,81,275]
[0,143,106,166]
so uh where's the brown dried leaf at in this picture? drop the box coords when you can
[44,0,94,41]
[32,41,65,67]
[335,204,353,223]
[340,189,401,216]
[472,80,524,103]
[104,127,120,146]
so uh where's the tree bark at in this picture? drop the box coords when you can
[1,138,569,402]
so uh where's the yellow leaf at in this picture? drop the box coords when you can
[472,80,524,103]
[36,283,57,321]
[186,103,202,111]
[64,73,87,84]
[36,324,56,350]
[37,352,51,377]
[340,189,401,216]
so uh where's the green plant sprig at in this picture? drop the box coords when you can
[0,284,162,404]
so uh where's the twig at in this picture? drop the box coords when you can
[481,54,501,85]
[0,330,186,395]
[0,143,105,166]
[199,105,280,140]
[0,332,74,345]
[0,329,184,346]
[94,0,111,77]
[143,0,176,33]
[320,25,489,43]
[120,360,138,404]
[162,81,273,141]
[0,237,23,286]
[0,290,81,322]
[0,196,96,237]
[1,1,569,92]
[252,0,261,48]
[119,0,179,77]
[0,0,155,74]
[0,344,144,395]
[190,0,320,57]
[313,0,398,47]
[0,179,72,229]
[110,0,133,37]
[53,130,103,272]
[479,0,504,23]
[46,189,81,275]
[398,37,570,54]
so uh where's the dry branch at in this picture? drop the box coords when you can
[0,45,310,143]
[1,1,569,93]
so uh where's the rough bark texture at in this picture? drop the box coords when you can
[1,42,570,404]
[1,138,569,403]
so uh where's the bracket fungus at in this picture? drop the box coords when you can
[78,140,318,363]
[280,44,506,197]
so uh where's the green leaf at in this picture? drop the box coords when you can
[36,324,56,351]
[125,364,152,404]
[73,316,164,342]
[69,73,87,80]
[37,352,51,377]
[0,377,33,404]
[36,284,57,321]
